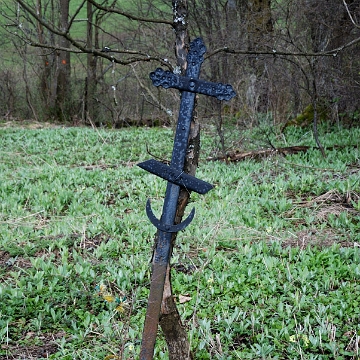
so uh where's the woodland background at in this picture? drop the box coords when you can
[0,0,360,129]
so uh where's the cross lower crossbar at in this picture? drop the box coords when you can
[138,159,213,194]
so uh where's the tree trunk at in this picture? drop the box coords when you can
[85,0,97,124]
[35,0,49,104]
[157,1,199,359]
[35,0,70,121]
[56,0,71,121]
[158,121,200,360]
[246,0,274,112]
[247,0,273,41]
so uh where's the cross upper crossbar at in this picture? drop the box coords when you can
[150,68,236,101]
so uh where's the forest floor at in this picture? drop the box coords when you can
[1,121,359,359]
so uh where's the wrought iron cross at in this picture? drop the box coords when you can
[138,37,236,359]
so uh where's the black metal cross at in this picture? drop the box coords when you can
[138,38,236,359]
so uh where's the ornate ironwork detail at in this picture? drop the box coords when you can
[150,68,236,101]
[139,37,236,360]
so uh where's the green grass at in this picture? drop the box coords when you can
[0,122,360,359]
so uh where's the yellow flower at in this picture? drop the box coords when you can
[266,226,272,233]
[103,294,116,302]
[289,334,310,347]
[302,335,310,347]
[115,304,125,313]
[104,355,120,360]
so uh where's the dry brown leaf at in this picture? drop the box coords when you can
[179,294,192,304]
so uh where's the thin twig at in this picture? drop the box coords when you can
[146,144,170,164]
[343,0,360,28]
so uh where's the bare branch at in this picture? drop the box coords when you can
[67,0,87,32]
[11,0,360,68]
[14,0,173,67]
[87,0,173,26]
[343,0,360,29]
[27,40,172,66]
[206,35,360,59]
[130,63,171,115]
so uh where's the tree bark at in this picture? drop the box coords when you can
[157,1,199,359]
[158,121,199,360]
[56,0,71,121]
[35,0,49,104]
[247,0,273,49]
[246,0,274,112]
[85,0,97,124]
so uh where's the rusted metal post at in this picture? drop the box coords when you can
[138,37,236,360]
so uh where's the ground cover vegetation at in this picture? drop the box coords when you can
[0,121,359,359]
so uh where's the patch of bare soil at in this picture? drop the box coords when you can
[33,233,109,262]
[282,228,357,249]
[0,120,63,129]
[0,251,33,271]
[289,189,359,220]
[283,189,360,249]
[35,232,109,253]
[209,145,360,162]
[0,251,12,267]
[0,331,65,359]
[298,189,358,211]
[0,233,109,279]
